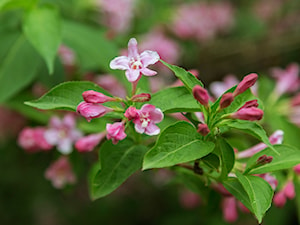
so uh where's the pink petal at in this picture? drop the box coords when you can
[49,116,62,128]
[44,129,60,145]
[150,108,164,123]
[128,38,139,59]
[140,67,157,76]
[140,50,160,67]
[140,104,156,113]
[110,56,130,70]
[145,123,160,136]
[62,114,76,129]
[134,122,145,134]
[125,69,141,82]
[57,138,73,155]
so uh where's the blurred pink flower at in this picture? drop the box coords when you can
[222,197,238,223]
[18,127,52,153]
[110,38,160,82]
[210,75,239,98]
[75,132,106,152]
[179,189,201,209]
[45,156,76,189]
[94,74,127,98]
[44,114,83,154]
[106,122,127,144]
[133,104,163,136]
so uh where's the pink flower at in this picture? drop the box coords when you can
[110,38,160,82]
[179,189,201,209]
[106,122,127,144]
[192,85,210,107]
[271,63,300,96]
[293,164,300,175]
[45,156,76,189]
[44,114,83,154]
[233,73,258,97]
[82,90,115,103]
[231,107,263,121]
[283,181,295,200]
[75,133,106,152]
[219,92,234,109]
[133,104,164,135]
[94,74,127,98]
[18,127,52,153]
[197,124,210,136]
[273,191,286,208]
[76,101,112,122]
[222,197,238,223]
[124,106,138,120]
[210,75,239,98]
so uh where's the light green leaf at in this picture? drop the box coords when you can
[23,4,61,74]
[245,144,300,174]
[148,86,200,113]
[91,139,147,199]
[0,34,42,103]
[235,171,273,223]
[25,81,113,111]
[160,60,203,92]
[143,121,215,170]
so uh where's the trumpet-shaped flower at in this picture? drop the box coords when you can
[106,122,127,144]
[133,104,163,135]
[110,38,160,82]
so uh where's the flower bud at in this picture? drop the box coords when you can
[256,155,273,165]
[197,123,210,136]
[75,133,105,152]
[273,191,286,208]
[76,101,111,122]
[233,73,258,96]
[222,197,238,223]
[219,93,234,109]
[124,106,138,120]
[231,107,263,121]
[82,90,114,103]
[283,181,295,200]
[131,93,151,102]
[239,100,259,110]
[192,85,209,107]
[294,164,300,175]
[106,122,127,144]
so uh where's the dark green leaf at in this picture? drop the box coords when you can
[148,86,200,113]
[245,144,300,174]
[217,138,235,179]
[23,4,61,74]
[143,121,215,170]
[201,153,220,170]
[160,60,203,92]
[91,139,147,199]
[235,171,273,223]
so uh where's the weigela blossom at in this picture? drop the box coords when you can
[192,85,210,107]
[82,90,115,103]
[75,133,106,152]
[44,114,83,155]
[77,101,112,122]
[133,104,164,136]
[110,38,160,82]
[45,156,76,189]
[233,73,258,97]
[106,122,127,144]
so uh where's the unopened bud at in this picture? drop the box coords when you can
[231,107,263,121]
[82,90,114,103]
[239,100,259,110]
[233,73,258,96]
[131,93,151,102]
[220,93,234,109]
[124,106,138,120]
[197,124,210,136]
[256,155,273,165]
[193,85,209,107]
[76,101,111,122]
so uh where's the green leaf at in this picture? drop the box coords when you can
[91,139,147,199]
[217,138,235,179]
[223,178,253,211]
[0,0,37,11]
[201,153,220,170]
[0,34,42,103]
[235,171,273,223]
[25,81,113,110]
[245,144,300,174]
[23,4,61,74]
[160,60,203,92]
[226,120,278,155]
[143,121,215,170]
[148,86,200,113]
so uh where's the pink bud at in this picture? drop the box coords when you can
[197,124,210,136]
[233,73,258,96]
[219,93,234,109]
[273,191,286,208]
[269,130,284,145]
[256,155,273,165]
[124,106,138,120]
[283,181,295,200]
[76,101,111,122]
[75,133,105,152]
[291,93,300,106]
[239,100,259,110]
[293,164,300,175]
[82,90,114,103]
[231,107,264,121]
[192,85,209,106]
[131,93,151,102]
[106,122,127,144]
[179,190,201,209]
[222,197,238,223]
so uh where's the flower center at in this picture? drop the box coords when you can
[140,112,150,128]
[130,59,142,70]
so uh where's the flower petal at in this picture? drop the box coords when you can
[140,68,157,76]
[57,138,73,155]
[110,56,130,70]
[44,129,60,145]
[125,69,141,82]
[134,122,145,134]
[140,50,160,67]
[145,123,160,136]
[128,38,139,59]
[150,108,164,123]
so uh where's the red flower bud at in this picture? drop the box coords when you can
[220,93,234,109]
[124,106,138,120]
[131,93,151,102]
[231,107,264,121]
[233,73,258,96]
[82,90,114,103]
[197,124,210,136]
[76,101,111,122]
[256,154,273,165]
[239,100,259,110]
[193,85,209,106]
